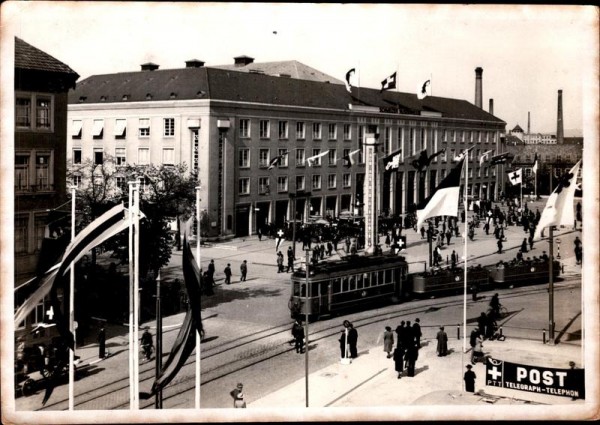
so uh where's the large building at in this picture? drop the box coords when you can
[15,37,79,283]
[67,61,506,239]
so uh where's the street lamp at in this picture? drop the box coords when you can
[154,270,162,409]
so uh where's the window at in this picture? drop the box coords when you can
[343,173,351,187]
[328,123,337,140]
[343,124,352,140]
[296,122,306,139]
[296,175,305,191]
[420,128,426,151]
[410,128,416,155]
[384,127,391,154]
[296,148,305,166]
[277,176,288,193]
[278,148,289,167]
[239,178,250,195]
[278,120,288,139]
[311,149,322,166]
[328,149,337,166]
[259,149,270,168]
[15,216,28,255]
[239,148,250,168]
[72,174,82,187]
[163,148,175,165]
[114,119,127,138]
[15,96,31,128]
[260,120,270,138]
[92,119,104,139]
[94,149,104,165]
[15,154,29,191]
[115,148,126,166]
[328,174,337,189]
[139,118,150,137]
[258,177,270,195]
[116,176,127,191]
[239,119,250,138]
[312,174,321,190]
[138,148,149,165]
[35,96,52,129]
[71,120,82,138]
[36,154,51,190]
[72,149,82,165]
[163,118,175,137]
[312,122,322,140]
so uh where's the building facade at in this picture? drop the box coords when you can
[15,37,79,283]
[68,61,506,238]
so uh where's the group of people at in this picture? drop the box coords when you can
[339,320,359,359]
[382,318,422,379]
[203,258,248,290]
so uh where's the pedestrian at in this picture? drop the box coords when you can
[383,326,394,358]
[464,365,476,393]
[240,260,248,281]
[413,318,422,348]
[470,281,479,301]
[497,238,503,254]
[486,312,497,340]
[385,232,391,247]
[230,383,246,408]
[405,342,418,377]
[446,229,452,245]
[420,226,426,239]
[521,238,528,253]
[469,327,479,364]
[472,333,484,364]
[276,251,284,273]
[528,235,534,251]
[257,228,262,241]
[477,312,487,338]
[345,237,351,253]
[347,321,358,358]
[287,246,294,273]
[327,241,333,256]
[224,263,232,285]
[436,326,448,357]
[541,251,549,262]
[395,321,406,350]
[393,345,404,379]
[575,244,583,265]
[451,250,457,270]
[208,259,216,283]
[339,328,348,359]
[98,325,106,359]
[292,319,305,353]
[402,320,413,353]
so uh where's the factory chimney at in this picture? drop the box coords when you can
[474,67,483,108]
[557,89,564,144]
[527,112,531,135]
[489,99,494,115]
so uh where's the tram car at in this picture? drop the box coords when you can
[410,265,491,297]
[487,259,561,287]
[288,255,409,321]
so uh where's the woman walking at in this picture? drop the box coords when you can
[383,326,394,358]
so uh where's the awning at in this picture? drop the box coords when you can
[114,119,127,136]
[92,120,104,137]
[71,120,82,137]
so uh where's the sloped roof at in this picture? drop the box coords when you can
[15,37,79,77]
[68,66,505,124]
[211,60,343,84]
[512,124,524,132]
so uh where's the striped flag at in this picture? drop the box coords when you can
[267,151,288,170]
[382,147,403,171]
[532,153,539,173]
[534,160,581,240]
[490,152,511,165]
[342,149,361,168]
[416,159,465,230]
[380,72,397,92]
[479,149,493,166]
[306,150,329,167]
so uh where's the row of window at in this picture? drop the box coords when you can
[238,148,364,168]
[240,120,351,140]
[239,173,352,195]
[72,147,175,166]
[15,151,54,192]
[14,213,48,255]
[513,153,578,162]
[16,93,53,131]
[293,269,395,297]
[71,117,175,139]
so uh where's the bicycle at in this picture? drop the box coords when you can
[140,344,154,362]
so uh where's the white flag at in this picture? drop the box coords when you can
[417,79,431,100]
[306,150,330,167]
[508,168,522,185]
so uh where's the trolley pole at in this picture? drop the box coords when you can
[304,249,310,408]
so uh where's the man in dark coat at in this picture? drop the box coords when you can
[287,247,295,273]
[393,346,404,379]
[339,329,348,358]
[477,313,487,338]
[405,343,418,377]
[98,326,106,359]
[436,326,448,356]
[464,365,476,392]
[224,263,232,285]
[292,319,305,353]
[413,318,422,348]
[347,322,358,358]
[240,260,248,281]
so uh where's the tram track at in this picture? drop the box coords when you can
[32,276,578,410]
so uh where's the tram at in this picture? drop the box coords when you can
[487,259,561,286]
[411,265,491,296]
[288,255,409,321]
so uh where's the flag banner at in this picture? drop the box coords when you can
[342,149,361,168]
[486,357,585,399]
[267,151,288,170]
[417,79,431,100]
[306,150,329,167]
[490,152,511,165]
[534,160,581,240]
[416,159,465,230]
[453,145,475,162]
[411,149,446,172]
[49,204,134,348]
[508,168,522,186]
[380,71,397,92]
[532,153,539,174]
[479,149,494,166]
[14,265,60,326]
[141,236,202,399]
[275,229,285,252]
[382,147,404,171]
[345,68,356,93]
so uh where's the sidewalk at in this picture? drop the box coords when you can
[249,337,583,408]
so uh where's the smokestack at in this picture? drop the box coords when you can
[557,89,564,144]
[489,99,494,115]
[527,112,530,135]
[474,67,483,108]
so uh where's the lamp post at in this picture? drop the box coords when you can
[154,270,162,408]
[304,248,310,407]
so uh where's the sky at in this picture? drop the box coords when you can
[3,2,598,134]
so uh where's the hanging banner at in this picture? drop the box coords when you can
[486,357,585,399]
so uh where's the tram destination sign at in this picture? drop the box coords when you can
[486,357,585,399]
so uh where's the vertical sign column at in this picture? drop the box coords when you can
[364,133,379,254]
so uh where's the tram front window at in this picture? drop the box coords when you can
[300,284,306,297]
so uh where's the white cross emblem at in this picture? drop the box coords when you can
[277,229,284,238]
[398,237,405,248]
[47,306,54,320]
[488,366,502,380]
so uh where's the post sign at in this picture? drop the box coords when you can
[486,357,585,399]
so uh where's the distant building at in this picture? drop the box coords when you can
[68,61,506,238]
[15,37,79,284]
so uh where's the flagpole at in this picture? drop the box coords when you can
[195,186,202,409]
[133,181,140,409]
[128,181,135,408]
[68,184,76,410]
[463,156,468,355]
